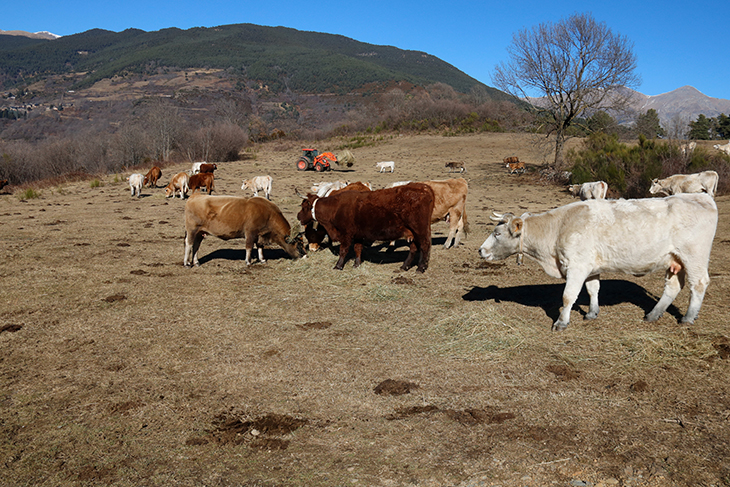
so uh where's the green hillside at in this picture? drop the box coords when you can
[0,23,507,99]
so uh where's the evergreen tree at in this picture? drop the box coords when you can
[635,109,664,138]
[688,114,711,140]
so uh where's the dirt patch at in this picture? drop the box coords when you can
[296,321,332,330]
[374,379,419,395]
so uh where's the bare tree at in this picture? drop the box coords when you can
[493,13,640,167]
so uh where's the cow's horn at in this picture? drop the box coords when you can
[294,188,307,199]
[490,211,504,221]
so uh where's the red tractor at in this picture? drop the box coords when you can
[296,148,338,172]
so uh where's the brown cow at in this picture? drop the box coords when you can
[0,179,8,191]
[184,195,304,267]
[199,163,217,174]
[302,182,372,251]
[423,178,469,248]
[143,166,162,188]
[189,172,215,195]
[297,183,434,272]
[445,161,466,173]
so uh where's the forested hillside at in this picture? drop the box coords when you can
[0,23,506,98]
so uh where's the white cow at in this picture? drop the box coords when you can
[479,194,718,331]
[126,173,144,198]
[680,141,697,155]
[649,170,719,198]
[376,161,395,173]
[191,162,205,175]
[567,181,608,200]
[388,181,412,188]
[241,175,273,200]
[713,141,730,155]
[311,180,349,197]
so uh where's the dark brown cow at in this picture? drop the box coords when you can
[143,166,162,188]
[189,172,215,195]
[199,163,217,174]
[297,183,434,272]
[303,181,372,252]
[0,179,8,191]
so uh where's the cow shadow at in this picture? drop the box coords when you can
[197,248,292,265]
[463,279,683,323]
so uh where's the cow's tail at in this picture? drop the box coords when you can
[462,210,470,238]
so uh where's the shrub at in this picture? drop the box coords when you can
[19,188,41,200]
[567,133,730,197]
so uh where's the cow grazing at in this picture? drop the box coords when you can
[567,181,608,200]
[126,173,144,198]
[184,195,304,267]
[165,172,189,199]
[422,178,469,248]
[302,181,373,252]
[241,175,273,200]
[199,163,217,174]
[479,193,718,331]
[375,161,395,173]
[649,171,719,198]
[713,141,730,155]
[297,183,435,272]
[143,166,162,188]
[189,172,215,195]
[445,161,466,173]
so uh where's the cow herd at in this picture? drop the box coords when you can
[124,156,721,332]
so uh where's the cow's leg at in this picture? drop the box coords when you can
[257,241,266,263]
[444,209,462,249]
[353,243,363,268]
[401,242,417,270]
[553,271,589,331]
[646,269,685,322]
[185,231,204,267]
[682,268,709,324]
[243,231,258,265]
[184,231,193,267]
[335,239,351,270]
[414,230,431,273]
[584,275,600,320]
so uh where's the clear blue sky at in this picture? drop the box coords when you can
[4,0,727,100]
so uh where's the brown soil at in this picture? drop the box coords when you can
[1,132,730,486]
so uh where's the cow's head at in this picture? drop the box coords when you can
[479,212,524,262]
[296,192,318,226]
[648,179,666,196]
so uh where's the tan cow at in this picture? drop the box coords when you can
[184,195,304,267]
[165,172,189,199]
[649,170,719,198]
[422,178,469,248]
[479,193,718,331]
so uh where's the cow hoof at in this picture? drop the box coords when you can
[680,316,695,325]
[551,321,568,331]
[585,311,598,320]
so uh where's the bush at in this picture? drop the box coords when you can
[567,133,729,197]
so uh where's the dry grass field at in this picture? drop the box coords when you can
[2,132,730,487]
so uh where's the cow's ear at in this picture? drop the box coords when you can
[510,218,523,235]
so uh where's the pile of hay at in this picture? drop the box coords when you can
[338,149,355,167]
